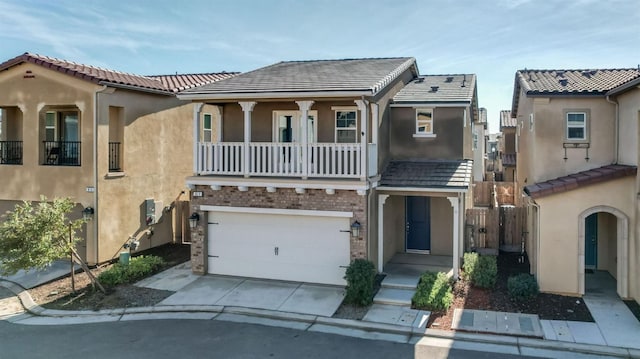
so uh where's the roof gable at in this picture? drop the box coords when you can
[179,57,417,99]
[0,53,236,94]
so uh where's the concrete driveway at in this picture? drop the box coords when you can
[136,263,345,317]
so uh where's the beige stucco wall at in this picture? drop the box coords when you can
[95,91,194,263]
[535,176,635,297]
[596,212,617,278]
[616,88,640,166]
[430,197,453,255]
[382,195,405,264]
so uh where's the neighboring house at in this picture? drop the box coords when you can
[486,132,501,175]
[512,68,640,301]
[473,107,487,182]
[180,58,478,285]
[499,110,517,182]
[0,53,236,264]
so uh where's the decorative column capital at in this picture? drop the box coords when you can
[239,101,256,113]
[295,100,314,112]
[354,99,368,113]
[447,196,459,209]
[379,194,389,205]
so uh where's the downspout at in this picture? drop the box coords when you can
[605,95,619,163]
[92,85,109,265]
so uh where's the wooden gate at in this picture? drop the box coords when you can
[465,206,527,254]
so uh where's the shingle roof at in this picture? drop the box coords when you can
[392,74,476,103]
[0,53,235,94]
[524,164,636,199]
[516,68,640,95]
[502,153,516,166]
[500,110,516,129]
[380,160,472,189]
[179,57,417,98]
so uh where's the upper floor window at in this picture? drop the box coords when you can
[413,108,436,138]
[566,112,586,140]
[42,109,81,166]
[202,113,213,142]
[335,110,357,143]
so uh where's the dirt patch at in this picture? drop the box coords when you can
[428,252,593,329]
[624,300,640,322]
[332,274,385,320]
[30,243,190,311]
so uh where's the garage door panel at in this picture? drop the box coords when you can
[207,211,351,285]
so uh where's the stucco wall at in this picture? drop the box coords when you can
[535,176,635,296]
[389,107,465,160]
[430,197,453,256]
[596,212,617,278]
[616,88,639,166]
[382,195,405,264]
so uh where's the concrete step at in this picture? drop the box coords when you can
[380,274,419,290]
[373,287,415,306]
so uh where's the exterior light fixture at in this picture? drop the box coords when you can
[350,220,361,238]
[82,207,94,221]
[189,212,200,229]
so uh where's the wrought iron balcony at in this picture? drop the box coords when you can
[43,141,81,166]
[0,141,23,165]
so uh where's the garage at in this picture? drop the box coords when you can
[205,207,352,285]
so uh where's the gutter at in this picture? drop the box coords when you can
[177,90,373,101]
[605,95,619,163]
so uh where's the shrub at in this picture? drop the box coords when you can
[463,252,497,288]
[508,273,539,302]
[343,259,376,306]
[98,255,165,287]
[412,272,453,311]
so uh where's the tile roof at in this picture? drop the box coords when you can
[150,73,238,93]
[179,57,417,98]
[502,153,516,166]
[524,164,636,199]
[380,160,472,189]
[0,53,235,94]
[392,74,476,103]
[516,68,640,95]
[500,110,516,129]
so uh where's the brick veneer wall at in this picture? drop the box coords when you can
[190,185,368,275]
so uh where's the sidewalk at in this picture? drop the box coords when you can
[2,263,640,358]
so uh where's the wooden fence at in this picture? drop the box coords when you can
[465,206,527,254]
[473,181,519,207]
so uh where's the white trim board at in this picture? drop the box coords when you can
[377,186,468,193]
[186,177,368,191]
[200,205,354,218]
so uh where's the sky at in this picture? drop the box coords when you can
[0,0,638,133]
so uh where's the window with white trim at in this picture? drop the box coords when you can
[202,113,213,142]
[566,112,586,140]
[335,110,357,143]
[415,108,434,135]
[45,111,57,141]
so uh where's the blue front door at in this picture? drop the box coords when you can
[406,196,431,252]
[585,213,598,269]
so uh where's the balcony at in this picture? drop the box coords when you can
[43,141,81,166]
[109,142,122,171]
[196,142,377,179]
[0,141,23,165]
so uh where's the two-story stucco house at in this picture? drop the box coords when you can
[512,68,640,301]
[0,53,236,264]
[499,110,517,182]
[180,58,478,287]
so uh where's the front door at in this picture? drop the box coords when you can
[406,196,430,252]
[585,213,598,269]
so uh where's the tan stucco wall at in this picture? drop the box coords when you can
[616,88,640,166]
[430,197,453,255]
[95,91,193,263]
[535,176,635,296]
[382,195,405,263]
[596,212,617,277]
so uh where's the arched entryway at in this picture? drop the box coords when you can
[578,206,628,298]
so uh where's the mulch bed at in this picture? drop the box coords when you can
[428,252,593,330]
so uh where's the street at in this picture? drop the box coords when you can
[0,319,536,359]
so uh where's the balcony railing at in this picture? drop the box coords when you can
[0,141,23,165]
[196,142,369,178]
[109,142,122,171]
[43,141,81,166]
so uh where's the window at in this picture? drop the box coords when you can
[566,112,586,140]
[45,112,56,141]
[415,108,433,135]
[202,113,213,142]
[335,110,357,143]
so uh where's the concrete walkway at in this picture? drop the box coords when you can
[0,260,79,289]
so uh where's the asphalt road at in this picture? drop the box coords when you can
[0,319,537,359]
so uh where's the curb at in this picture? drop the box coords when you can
[1,281,637,358]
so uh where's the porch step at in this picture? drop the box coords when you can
[373,287,415,306]
[380,274,420,290]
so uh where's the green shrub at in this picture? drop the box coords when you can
[412,272,453,311]
[462,252,497,288]
[508,273,539,302]
[343,259,376,306]
[98,255,165,287]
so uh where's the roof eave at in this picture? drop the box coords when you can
[390,101,472,107]
[606,77,640,96]
[177,89,373,101]
[99,81,173,96]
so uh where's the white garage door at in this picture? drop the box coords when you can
[207,209,352,285]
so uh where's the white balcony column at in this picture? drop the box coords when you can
[193,103,204,174]
[447,196,461,280]
[212,105,223,142]
[239,101,256,177]
[370,103,379,145]
[355,99,369,180]
[296,100,314,178]
[378,194,389,272]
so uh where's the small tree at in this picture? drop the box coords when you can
[0,196,104,292]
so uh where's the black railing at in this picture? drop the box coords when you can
[43,141,81,166]
[0,141,23,165]
[109,142,121,171]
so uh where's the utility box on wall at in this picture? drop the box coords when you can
[145,198,156,225]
